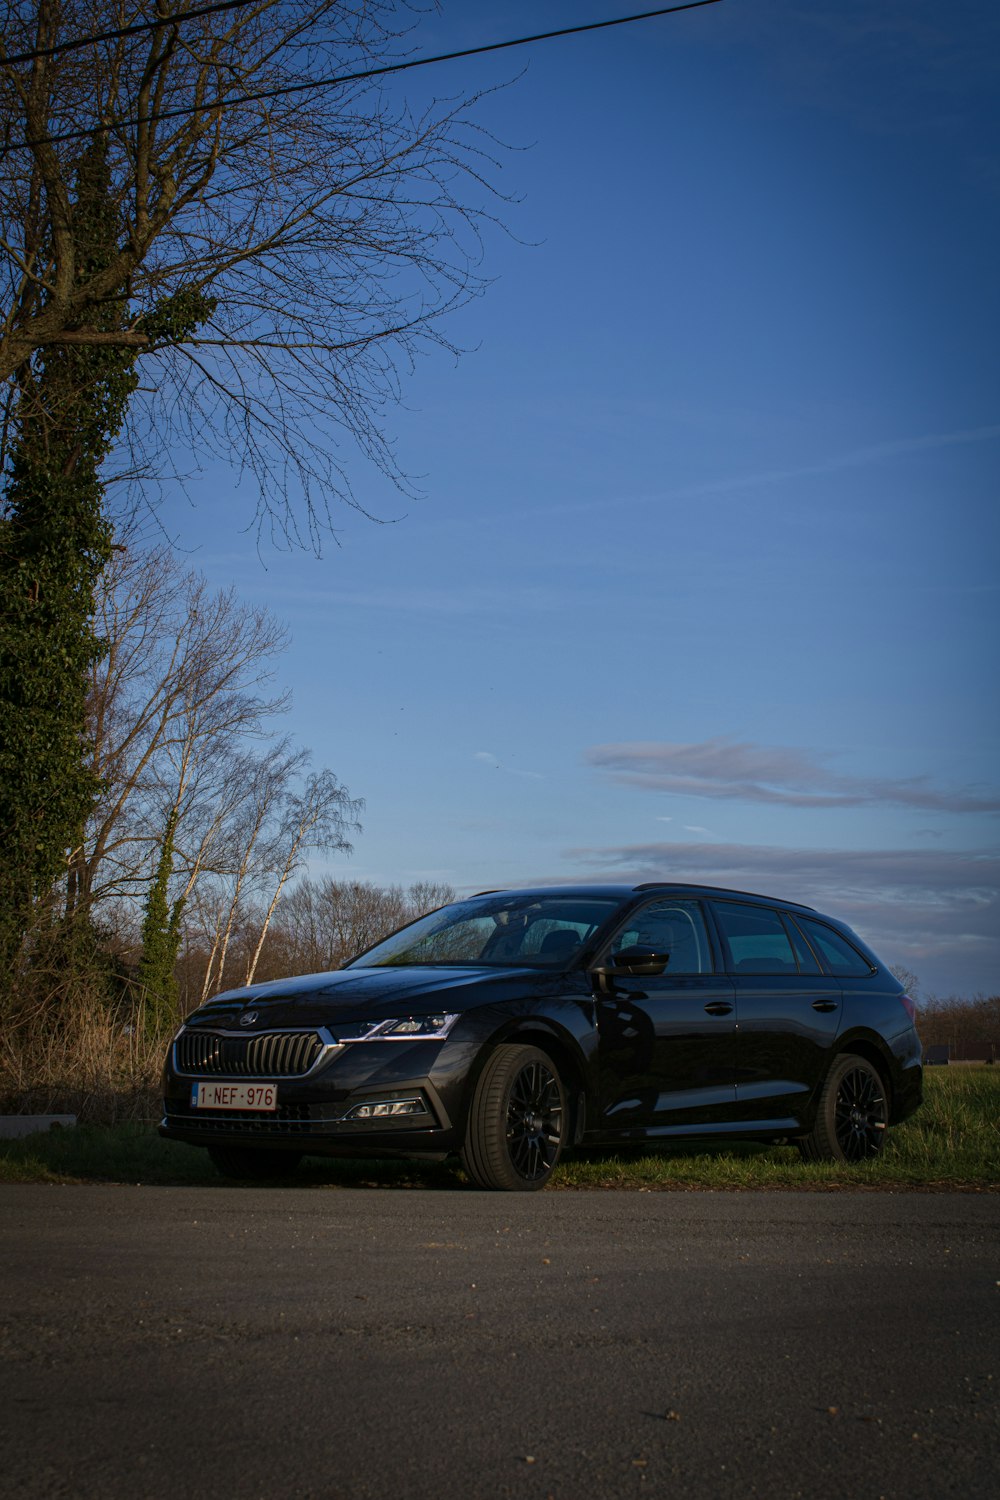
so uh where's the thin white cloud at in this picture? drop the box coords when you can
[253,583,562,618]
[473,751,543,780]
[585,738,1000,814]
[661,423,1000,503]
[563,839,999,901]
[494,422,1000,527]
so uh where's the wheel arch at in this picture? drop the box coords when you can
[831,1034,894,1112]
[462,1019,590,1146]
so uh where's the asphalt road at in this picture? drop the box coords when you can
[1,1185,997,1500]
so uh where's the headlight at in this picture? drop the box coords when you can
[334,1014,460,1043]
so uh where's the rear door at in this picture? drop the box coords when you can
[709,899,841,1127]
[593,897,737,1134]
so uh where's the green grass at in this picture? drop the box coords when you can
[1,1068,997,1190]
[558,1065,1000,1191]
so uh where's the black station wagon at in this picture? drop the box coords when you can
[161,883,923,1190]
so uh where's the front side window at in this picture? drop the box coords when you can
[609,899,714,974]
[346,894,621,968]
[712,902,799,974]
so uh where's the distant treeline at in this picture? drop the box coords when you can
[915,994,999,1050]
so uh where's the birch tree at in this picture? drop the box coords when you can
[242,769,361,985]
[80,545,290,911]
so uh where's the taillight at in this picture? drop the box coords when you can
[900,993,916,1021]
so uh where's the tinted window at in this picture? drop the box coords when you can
[783,915,822,974]
[610,900,714,975]
[793,917,873,977]
[713,902,798,974]
[350,894,620,967]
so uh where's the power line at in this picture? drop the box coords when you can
[2,0,268,69]
[4,1,723,155]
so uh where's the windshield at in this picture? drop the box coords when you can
[345,893,621,968]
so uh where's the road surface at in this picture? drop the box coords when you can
[1,1185,997,1498]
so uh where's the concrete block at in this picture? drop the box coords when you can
[0,1115,77,1139]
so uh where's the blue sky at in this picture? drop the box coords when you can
[152,1,999,999]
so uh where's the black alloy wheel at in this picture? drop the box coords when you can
[834,1062,889,1160]
[461,1043,567,1191]
[798,1053,889,1163]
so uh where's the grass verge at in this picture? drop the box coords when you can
[1,1068,997,1190]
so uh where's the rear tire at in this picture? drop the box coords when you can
[798,1054,888,1163]
[207,1146,302,1180]
[461,1044,567,1191]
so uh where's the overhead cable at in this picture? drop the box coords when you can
[2,0,274,68]
[4,1,723,155]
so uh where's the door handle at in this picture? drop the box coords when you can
[811,999,839,1012]
[704,1001,734,1016]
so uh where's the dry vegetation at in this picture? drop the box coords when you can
[914,993,999,1052]
[0,875,451,1121]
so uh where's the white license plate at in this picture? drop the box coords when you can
[191,1082,277,1111]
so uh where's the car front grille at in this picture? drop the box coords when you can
[174,1028,327,1078]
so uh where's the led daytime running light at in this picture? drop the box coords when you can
[336,1013,460,1043]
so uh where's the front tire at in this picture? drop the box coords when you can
[798,1054,888,1163]
[207,1146,302,1181]
[461,1044,567,1191]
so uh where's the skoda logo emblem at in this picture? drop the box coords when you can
[240,1010,259,1028]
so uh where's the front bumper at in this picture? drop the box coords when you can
[160,1026,473,1159]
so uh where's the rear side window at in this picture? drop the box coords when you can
[793,917,874,977]
[712,902,798,974]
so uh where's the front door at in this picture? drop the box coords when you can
[593,897,737,1137]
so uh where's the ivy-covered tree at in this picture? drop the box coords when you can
[136,807,183,1036]
[0,131,211,969]
[0,2,494,966]
[0,134,129,966]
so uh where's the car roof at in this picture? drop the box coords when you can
[469,882,819,915]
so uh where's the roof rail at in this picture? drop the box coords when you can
[632,880,816,912]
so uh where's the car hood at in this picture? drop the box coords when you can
[184,965,554,1031]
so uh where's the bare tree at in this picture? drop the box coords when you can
[78,544,290,911]
[0,0,503,540]
[889,964,921,1001]
[55,542,364,1010]
[915,994,1000,1049]
[266,875,453,975]
[194,743,313,998]
[242,769,362,984]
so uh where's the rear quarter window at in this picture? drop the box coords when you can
[793,917,874,977]
[782,915,822,974]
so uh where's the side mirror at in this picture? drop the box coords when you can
[593,946,670,978]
